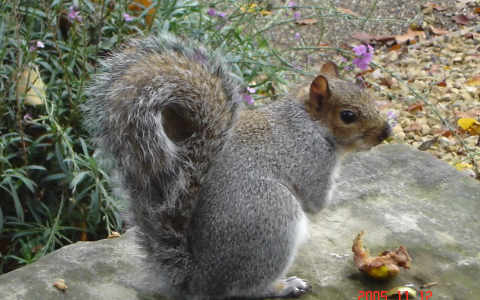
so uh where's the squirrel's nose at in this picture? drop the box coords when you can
[378,124,392,143]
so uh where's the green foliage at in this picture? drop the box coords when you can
[0,0,374,273]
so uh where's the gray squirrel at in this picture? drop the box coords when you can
[83,34,391,299]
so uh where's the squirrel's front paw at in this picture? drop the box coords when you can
[268,276,311,298]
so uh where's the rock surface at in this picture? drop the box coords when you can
[0,144,479,300]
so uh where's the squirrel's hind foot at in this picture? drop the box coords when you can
[263,276,311,298]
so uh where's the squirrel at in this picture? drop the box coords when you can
[83,34,391,300]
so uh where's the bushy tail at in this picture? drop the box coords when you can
[83,34,243,285]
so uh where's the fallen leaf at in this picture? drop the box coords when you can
[437,81,447,87]
[374,35,397,43]
[380,78,394,88]
[458,118,480,135]
[464,31,480,38]
[405,123,422,132]
[430,26,451,35]
[295,18,317,25]
[467,74,480,85]
[475,7,480,13]
[418,136,439,151]
[352,32,373,44]
[452,14,470,25]
[388,44,402,52]
[405,103,423,114]
[456,0,478,9]
[16,65,46,106]
[454,110,480,118]
[423,3,447,11]
[395,28,426,44]
[317,42,330,47]
[455,163,473,171]
[337,7,360,17]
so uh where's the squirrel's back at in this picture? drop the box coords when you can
[83,34,244,289]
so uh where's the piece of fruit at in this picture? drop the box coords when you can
[352,231,411,280]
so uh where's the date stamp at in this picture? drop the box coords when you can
[358,290,432,299]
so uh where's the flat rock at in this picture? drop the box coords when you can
[0,144,479,300]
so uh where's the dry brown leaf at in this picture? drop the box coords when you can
[374,35,396,43]
[317,42,330,47]
[456,0,478,9]
[395,28,426,44]
[405,123,422,132]
[388,44,402,52]
[467,74,480,85]
[418,136,439,151]
[464,31,480,38]
[437,81,447,87]
[423,3,447,11]
[430,26,451,35]
[295,18,317,25]
[405,103,424,114]
[452,14,470,25]
[454,110,480,118]
[337,7,360,17]
[352,32,373,44]
[475,7,480,13]
[380,78,394,88]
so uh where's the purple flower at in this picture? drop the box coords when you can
[29,40,45,53]
[340,56,348,63]
[68,6,82,22]
[244,94,254,105]
[218,12,227,18]
[387,111,398,128]
[293,12,301,19]
[352,44,374,70]
[23,114,32,121]
[124,13,133,21]
[288,1,297,8]
[207,7,216,17]
[344,65,354,71]
[247,87,256,94]
[294,32,301,40]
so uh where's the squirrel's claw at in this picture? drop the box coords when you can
[265,276,311,298]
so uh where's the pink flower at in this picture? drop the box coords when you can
[288,1,297,8]
[68,6,82,22]
[207,8,216,17]
[340,56,348,63]
[244,94,254,105]
[352,45,373,70]
[124,13,133,21]
[387,111,398,128]
[294,32,300,39]
[218,12,227,18]
[36,41,45,48]
[293,12,300,19]
[247,87,256,93]
[23,114,32,121]
[29,40,45,53]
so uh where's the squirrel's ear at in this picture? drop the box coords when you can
[320,61,339,78]
[308,75,330,115]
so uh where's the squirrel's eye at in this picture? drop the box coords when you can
[341,111,357,124]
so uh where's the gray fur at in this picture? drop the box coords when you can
[84,34,386,300]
